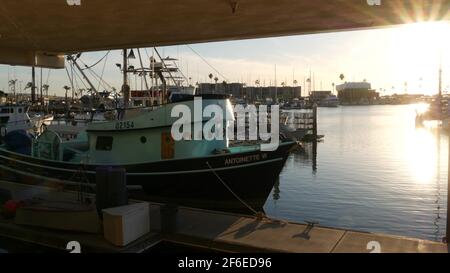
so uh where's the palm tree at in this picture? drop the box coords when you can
[8,80,18,98]
[208,73,213,83]
[77,88,85,97]
[8,79,17,88]
[24,82,33,91]
[43,84,50,97]
[293,79,298,86]
[63,85,71,102]
[255,80,261,100]
[339,74,345,82]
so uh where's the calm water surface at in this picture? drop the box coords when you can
[265,104,448,242]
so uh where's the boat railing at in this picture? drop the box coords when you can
[1,119,31,126]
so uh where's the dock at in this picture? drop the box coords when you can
[0,180,448,253]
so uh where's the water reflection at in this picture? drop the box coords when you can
[266,105,448,241]
[272,178,280,201]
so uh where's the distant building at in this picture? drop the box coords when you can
[196,83,301,102]
[197,83,244,97]
[336,82,379,105]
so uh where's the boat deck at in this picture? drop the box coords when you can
[0,180,448,253]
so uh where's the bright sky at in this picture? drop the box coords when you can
[1,21,449,97]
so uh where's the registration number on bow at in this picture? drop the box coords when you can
[115,121,135,130]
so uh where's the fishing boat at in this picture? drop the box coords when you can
[0,94,296,212]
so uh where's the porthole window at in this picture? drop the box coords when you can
[140,136,147,144]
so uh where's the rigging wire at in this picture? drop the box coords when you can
[46,69,51,86]
[185,44,228,82]
[71,66,90,93]
[78,58,114,91]
[97,52,110,91]
[86,68,109,91]
[80,51,111,70]
[137,48,149,90]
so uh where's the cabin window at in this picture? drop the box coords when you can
[96,136,113,151]
[1,108,9,113]
[18,108,23,113]
[140,136,147,144]
[0,117,9,124]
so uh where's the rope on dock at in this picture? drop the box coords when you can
[206,161,260,216]
[205,161,298,225]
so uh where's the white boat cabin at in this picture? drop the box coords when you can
[32,97,235,165]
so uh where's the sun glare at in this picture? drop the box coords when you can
[398,21,450,45]
[388,21,450,95]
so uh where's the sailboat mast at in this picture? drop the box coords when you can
[123,49,128,87]
[122,49,130,108]
[439,62,442,98]
[40,67,43,104]
[274,64,277,103]
[31,66,36,104]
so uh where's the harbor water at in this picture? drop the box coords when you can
[265,104,448,242]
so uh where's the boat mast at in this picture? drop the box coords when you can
[439,60,442,99]
[31,66,36,104]
[152,48,155,106]
[274,64,277,103]
[122,49,130,108]
[40,67,43,105]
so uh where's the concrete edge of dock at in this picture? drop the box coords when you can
[0,180,448,253]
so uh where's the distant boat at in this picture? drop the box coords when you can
[317,95,339,107]
[0,104,53,139]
